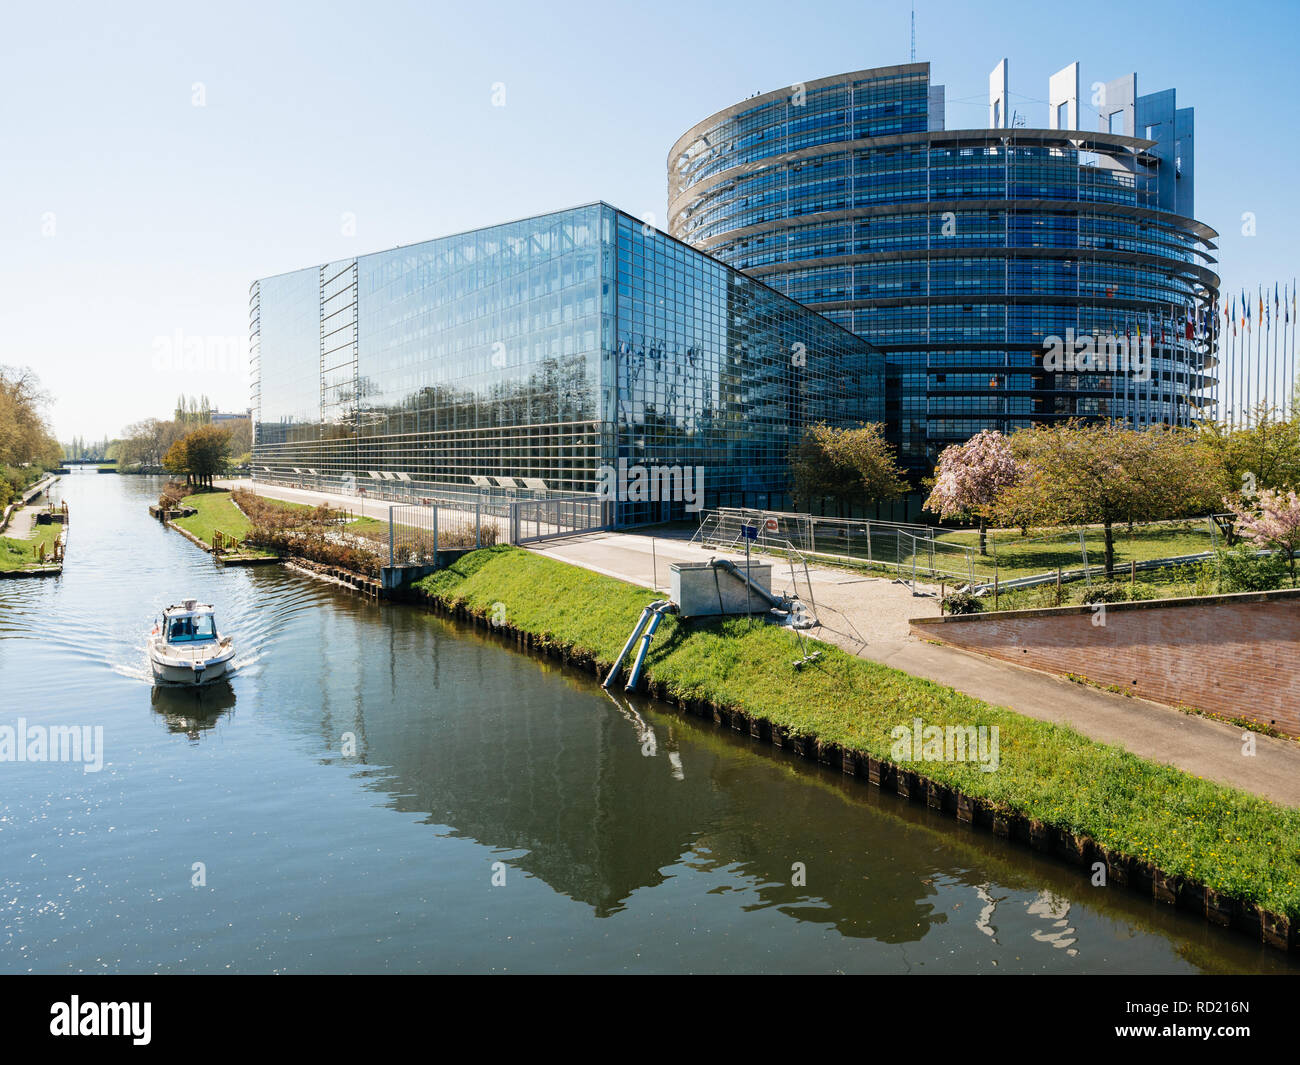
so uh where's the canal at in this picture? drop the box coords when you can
[1,473,1295,973]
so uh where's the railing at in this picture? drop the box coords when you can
[388,501,500,566]
[509,496,604,544]
[251,471,563,513]
[387,494,602,564]
[692,507,976,589]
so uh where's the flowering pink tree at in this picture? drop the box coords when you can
[924,430,1020,555]
[1227,488,1300,586]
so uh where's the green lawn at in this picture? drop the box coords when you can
[0,520,61,571]
[173,491,273,556]
[936,520,1218,581]
[766,519,1217,584]
[416,546,1300,917]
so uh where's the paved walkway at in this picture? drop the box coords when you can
[217,478,400,522]
[3,504,40,539]
[224,481,1300,805]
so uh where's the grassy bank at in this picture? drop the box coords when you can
[415,546,1300,918]
[0,521,61,571]
[174,490,255,546]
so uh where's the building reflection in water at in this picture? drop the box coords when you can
[289,607,1160,955]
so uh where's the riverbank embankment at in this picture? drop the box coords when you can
[406,545,1300,955]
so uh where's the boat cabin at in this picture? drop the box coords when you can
[160,601,219,644]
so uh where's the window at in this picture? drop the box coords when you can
[168,616,217,643]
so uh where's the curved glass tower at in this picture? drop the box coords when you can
[668,61,1220,472]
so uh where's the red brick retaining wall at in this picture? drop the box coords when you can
[910,589,1300,736]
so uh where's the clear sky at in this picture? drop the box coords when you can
[4,0,1297,440]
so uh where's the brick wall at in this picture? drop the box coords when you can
[910,589,1300,736]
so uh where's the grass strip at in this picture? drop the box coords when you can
[0,521,61,571]
[416,545,1300,917]
[174,491,274,556]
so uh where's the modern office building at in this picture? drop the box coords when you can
[668,60,1221,473]
[251,202,883,525]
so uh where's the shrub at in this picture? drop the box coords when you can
[245,523,383,577]
[1217,544,1287,593]
[942,591,982,615]
[1081,582,1129,604]
[158,481,188,509]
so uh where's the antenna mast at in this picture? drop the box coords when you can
[910,6,916,62]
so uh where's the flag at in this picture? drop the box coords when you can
[1185,304,1194,341]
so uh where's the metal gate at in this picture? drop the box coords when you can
[509,497,604,544]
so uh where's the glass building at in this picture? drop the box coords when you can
[251,203,883,525]
[668,61,1221,474]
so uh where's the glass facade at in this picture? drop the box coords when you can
[251,203,883,525]
[668,63,1221,473]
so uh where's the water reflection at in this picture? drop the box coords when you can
[149,681,237,741]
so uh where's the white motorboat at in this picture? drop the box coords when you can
[148,600,235,686]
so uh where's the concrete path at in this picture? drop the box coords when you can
[3,505,40,539]
[223,481,1300,805]
[529,531,1300,807]
[217,478,398,522]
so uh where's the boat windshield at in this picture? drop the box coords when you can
[167,615,217,643]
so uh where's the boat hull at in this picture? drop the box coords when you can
[150,657,232,686]
[147,639,235,687]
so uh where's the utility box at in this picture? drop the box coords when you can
[671,561,773,618]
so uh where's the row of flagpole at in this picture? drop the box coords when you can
[1215,280,1297,427]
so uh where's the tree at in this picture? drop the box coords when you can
[0,365,62,469]
[174,394,213,427]
[923,429,1019,555]
[1226,488,1300,586]
[163,425,232,488]
[1200,407,1300,499]
[989,422,1222,575]
[790,422,909,513]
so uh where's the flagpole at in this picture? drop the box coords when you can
[1229,300,1235,427]
[1273,288,1279,418]
[1284,280,1294,423]
[1257,287,1264,424]
[1237,297,1244,427]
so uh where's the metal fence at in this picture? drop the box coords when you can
[693,507,1233,593]
[509,496,604,544]
[252,471,559,512]
[387,501,500,566]
[388,495,603,563]
[692,507,977,587]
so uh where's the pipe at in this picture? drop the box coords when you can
[625,602,673,693]
[711,558,784,611]
[603,602,662,689]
